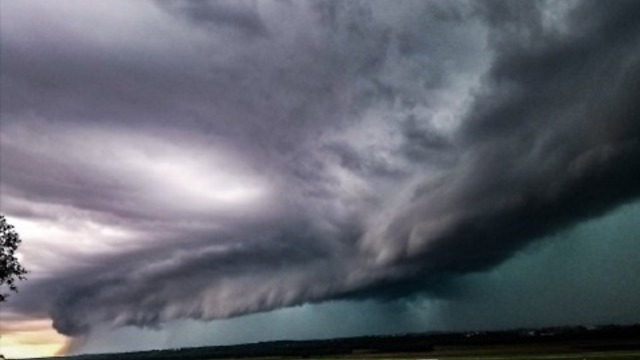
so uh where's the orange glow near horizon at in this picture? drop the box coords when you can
[0,318,68,359]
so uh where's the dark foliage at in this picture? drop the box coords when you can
[0,214,27,302]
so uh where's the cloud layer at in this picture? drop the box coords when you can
[1,0,639,339]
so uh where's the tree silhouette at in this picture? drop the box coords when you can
[1,215,27,302]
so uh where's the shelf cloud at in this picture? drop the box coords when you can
[1,0,639,342]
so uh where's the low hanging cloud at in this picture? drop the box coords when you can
[1,0,639,338]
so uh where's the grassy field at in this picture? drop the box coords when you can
[407,352,640,359]
[298,347,640,360]
[419,349,640,359]
[304,352,640,360]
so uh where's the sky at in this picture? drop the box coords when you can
[1,0,639,358]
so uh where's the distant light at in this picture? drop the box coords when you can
[144,156,266,207]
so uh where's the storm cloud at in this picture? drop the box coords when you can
[1,0,639,344]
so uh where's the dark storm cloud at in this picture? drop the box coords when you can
[354,0,640,292]
[1,0,639,339]
[9,218,361,336]
[399,115,454,163]
[156,0,269,38]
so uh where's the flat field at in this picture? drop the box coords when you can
[293,345,640,360]
[301,351,640,360]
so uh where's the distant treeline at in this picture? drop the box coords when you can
[23,324,640,360]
